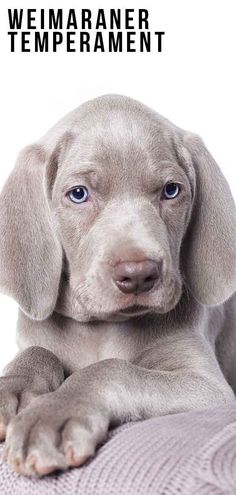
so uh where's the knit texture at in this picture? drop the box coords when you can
[1,405,236,494]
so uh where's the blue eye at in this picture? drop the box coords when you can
[163,183,180,200]
[68,186,89,204]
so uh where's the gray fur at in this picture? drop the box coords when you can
[0,95,235,477]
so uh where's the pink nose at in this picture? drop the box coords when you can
[113,260,160,294]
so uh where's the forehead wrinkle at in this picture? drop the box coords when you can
[61,159,104,179]
[66,170,99,189]
[148,160,190,181]
[55,161,105,194]
[56,126,192,195]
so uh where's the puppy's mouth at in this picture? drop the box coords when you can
[56,271,182,322]
[117,305,151,317]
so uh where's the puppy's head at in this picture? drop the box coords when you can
[1,95,236,322]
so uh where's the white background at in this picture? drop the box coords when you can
[0,0,235,371]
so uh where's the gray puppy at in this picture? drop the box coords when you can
[0,95,236,477]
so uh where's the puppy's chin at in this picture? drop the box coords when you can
[113,284,183,321]
[55,277,183,323]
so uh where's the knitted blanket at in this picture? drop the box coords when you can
[0,405,236,494]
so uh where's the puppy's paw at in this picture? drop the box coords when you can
[4,393,109,476]
[0,375,48,441]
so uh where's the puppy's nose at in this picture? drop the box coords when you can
[113,260,160,294]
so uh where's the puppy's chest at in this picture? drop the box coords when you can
[17,311,147,373]
[57,325,136,371]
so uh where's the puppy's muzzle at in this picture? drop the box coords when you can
[113,260,161,295]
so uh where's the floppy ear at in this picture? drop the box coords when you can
[0,144,62,320]
[181,133,236,306]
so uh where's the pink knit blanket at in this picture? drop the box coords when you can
[0,405,236,494]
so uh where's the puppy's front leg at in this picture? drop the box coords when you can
[4,356,234,476]
[0,346,64,441]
